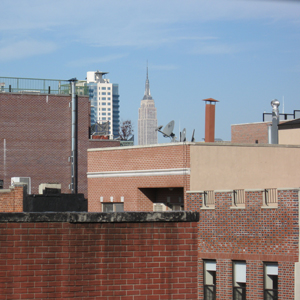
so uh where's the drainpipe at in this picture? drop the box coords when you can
[69,78,77,193]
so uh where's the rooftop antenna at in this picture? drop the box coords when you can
[156,120,177,142]
[191,129,195,142]
[180,128,186,142]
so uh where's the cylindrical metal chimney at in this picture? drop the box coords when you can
[270,99,280,144]
[69,78,77,193]
[203,98,219,143]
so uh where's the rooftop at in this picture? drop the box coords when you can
[0,76,88,96]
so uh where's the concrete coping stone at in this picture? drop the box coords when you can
[0,211,199,223]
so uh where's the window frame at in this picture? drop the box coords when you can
[232,261,246,300]
[203,260,216,300]
[264,262,278,300]
[102,203,124,212]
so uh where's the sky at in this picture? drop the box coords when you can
[1,0,300,143]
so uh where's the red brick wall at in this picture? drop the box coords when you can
[0,220,198,299]
[88,144,190,212]
[0,185,23,212]
[187,189,299,299]
[0,93,119,197]
[231,122,270,144]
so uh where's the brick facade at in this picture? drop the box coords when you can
[0,93,119,197]
[0,213,198,300]
[88,144,190,212]
[231,122,269,144]
[0,185,23,212]
[187,189,299,299]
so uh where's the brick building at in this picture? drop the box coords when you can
[0,84,119,197]
[0,211,199,299]
[87,142,300,299]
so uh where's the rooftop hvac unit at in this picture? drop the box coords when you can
[153,203,167,212]
[11,177,31,194]
[171,204,184,211]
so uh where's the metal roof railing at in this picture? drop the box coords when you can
[0,76,89,96]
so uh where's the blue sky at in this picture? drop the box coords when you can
[1,0,300,143]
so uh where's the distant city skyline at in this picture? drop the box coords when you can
[1,0,300,143]
[138,67,158,145]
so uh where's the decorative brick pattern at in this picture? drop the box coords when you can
[188,189,299,299]
[0,220,198,300]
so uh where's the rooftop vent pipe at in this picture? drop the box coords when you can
[69,78,78,193]
[270,99,280,144]
[203,98,219,142]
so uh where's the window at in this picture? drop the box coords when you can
[264,263,278,300]
[203,190,215,208]
[108,108,111,111]
[102,203,124,212]
[102,97,106,100]
[102,108,106,111]
[102,92,106,95]
[102,117,106,120]
[263,189,278,207]
[107,92,111,95]
[102,102,106,105]
[107,87,111,90]
[102,113,106,116]
[108,97,111,100]
[108,113,111,116]
[233,261,246,300]
[101,87,106,90]
[204,260,216,300]
[108,117,111,120]
[232,189,245,207]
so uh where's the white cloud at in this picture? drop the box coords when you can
[150,64,178,71]
[0,0,299,52]
[0,39,57,61]
[67,54,129,67]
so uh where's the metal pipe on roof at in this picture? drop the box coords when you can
[69,78,77,194]
[270,99,280,144]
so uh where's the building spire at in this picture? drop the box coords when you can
[143,61,152,100]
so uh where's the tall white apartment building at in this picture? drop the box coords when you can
[138,69,158,145]
[87,71,120,139]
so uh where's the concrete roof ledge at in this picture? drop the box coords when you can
[0,211,199,223]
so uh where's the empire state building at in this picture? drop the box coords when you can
[138,68,158,145]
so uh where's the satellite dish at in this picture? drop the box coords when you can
[191,129,195,142]
[157,120,177,142]
[180,128,186,142]
[162,120,174,137]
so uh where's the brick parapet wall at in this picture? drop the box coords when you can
[231,122,270,144]
[187,189,299,299]
[88,143,191,173]
[0,212,199,300]
[0,185,24,212]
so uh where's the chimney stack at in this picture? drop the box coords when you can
[270,99,280,144]
[203,98,219,143]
